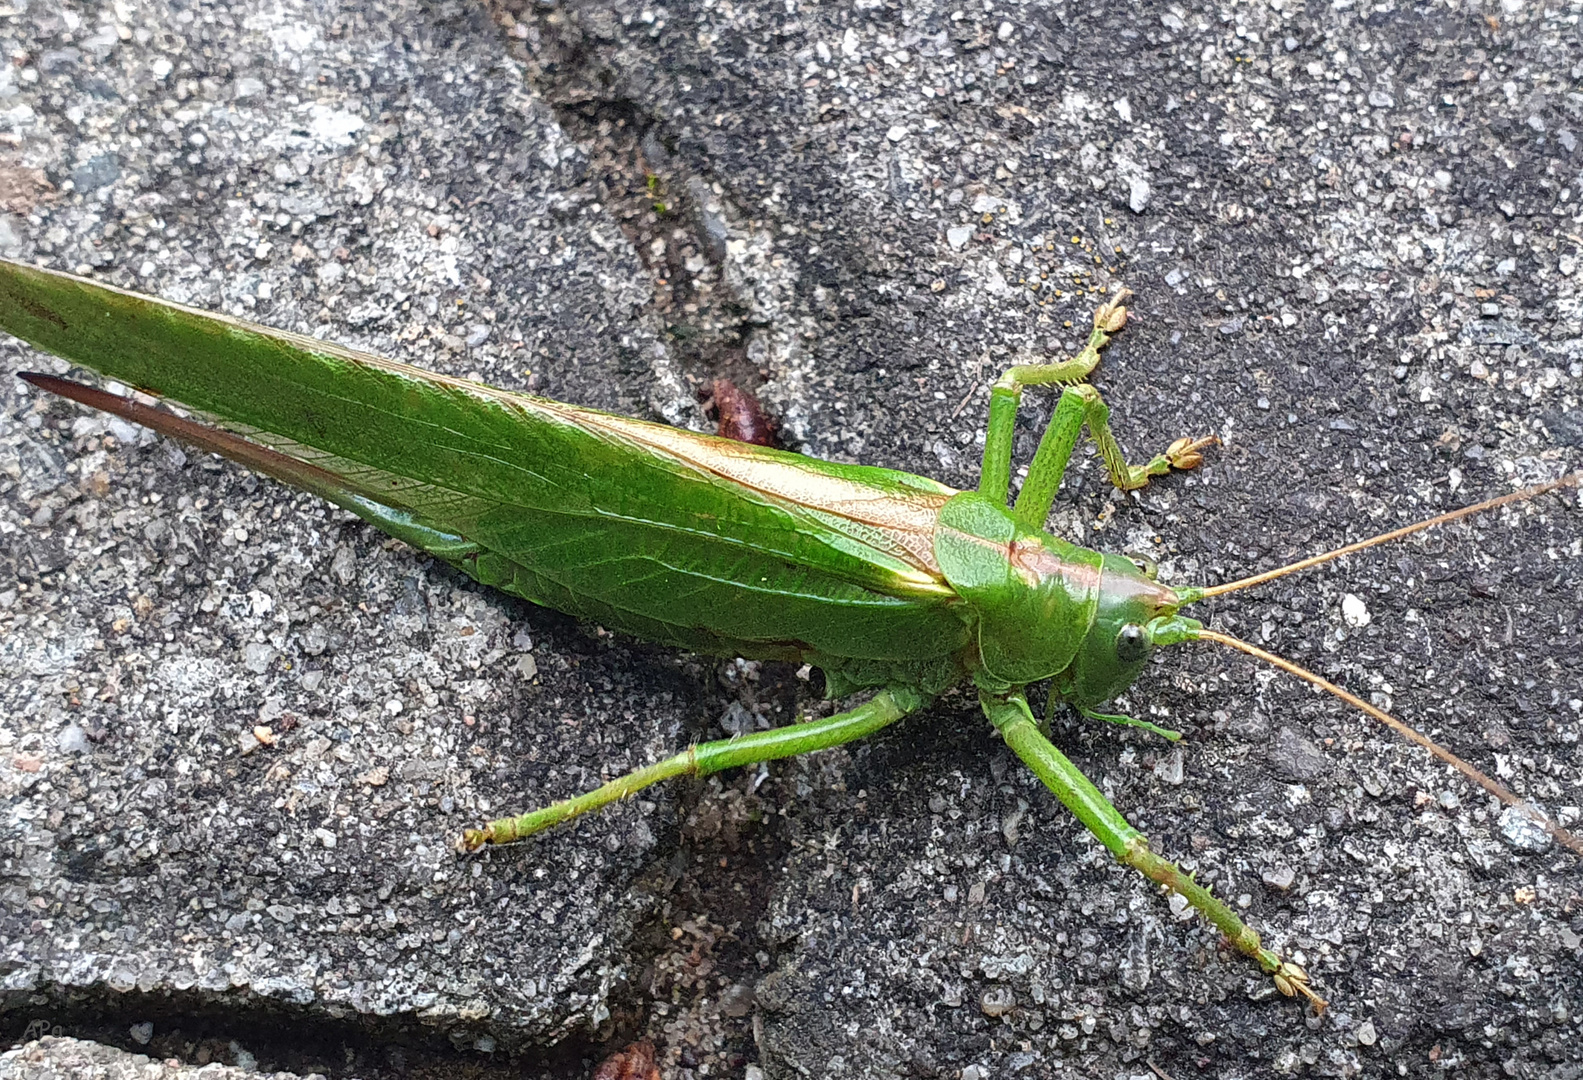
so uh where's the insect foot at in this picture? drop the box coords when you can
[1164,435,1218,471]
[1271,960,1326,1014]
[1093,288,1132,334]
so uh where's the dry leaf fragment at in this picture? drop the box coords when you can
[591,1040,660,1080]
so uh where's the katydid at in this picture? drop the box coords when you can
[1,258,1577,1013]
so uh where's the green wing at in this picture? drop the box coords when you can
[0,261,970,681]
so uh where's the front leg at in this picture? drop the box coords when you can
[978,292,1130,505]
[974,290,1215,527]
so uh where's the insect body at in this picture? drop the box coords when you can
[1,259,1576,1010]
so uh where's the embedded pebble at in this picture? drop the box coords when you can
[1341,593,1371,628]
[719,982,756,1018]
[1268,726,1329,782]
[1153,746,1184,785]
[57,723,89,754]
[1500,804,1554,853]
[1262,866,1297,891]
[241,642,279,674]
[1127,175,1151,213]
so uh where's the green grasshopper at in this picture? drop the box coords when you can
[2,258,1577,1012]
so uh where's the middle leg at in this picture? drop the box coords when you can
[978,291,1131,506]
[972,288,1214,526]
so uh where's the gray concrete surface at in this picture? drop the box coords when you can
[516,1,1583,1076]
[0,0,697,1065]
[1,1036,324,1080]
[2,0,1581,1078]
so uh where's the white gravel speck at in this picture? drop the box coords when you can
[1153,747,1184,785]
[1262,866,1296,890]
[242,642,279,674]
[1500,804,1553,853]
[947,226,973,250]
[107,417,143,445]
[1341,593,1371,628]
[303,103,365,149]
[1127,175,1151,213]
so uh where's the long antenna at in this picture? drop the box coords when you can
[1197,627,1583,858]
[1196,473,1579,599]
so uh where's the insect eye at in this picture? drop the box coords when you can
[1125,552,1159,580]
[1116,623,1150,664]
